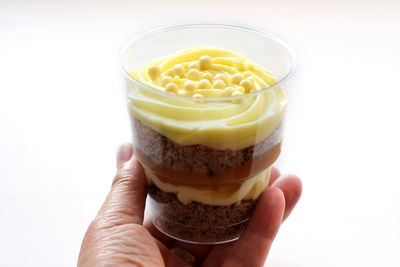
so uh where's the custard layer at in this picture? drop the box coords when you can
[145,167,270,206]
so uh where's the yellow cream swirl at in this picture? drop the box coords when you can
[127,47,287,150]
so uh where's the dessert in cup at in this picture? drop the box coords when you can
[121,25,295,244]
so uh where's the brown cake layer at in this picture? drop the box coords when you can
[131,118,282,185]
[148,183,258,243]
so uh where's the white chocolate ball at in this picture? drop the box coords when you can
[187,69,200,81]
[173,64,185,77]
[240,79,253,93]
[212,79,226,89]
[231,73,243,84]
[214,73,229,84]
[247,76,256,86]
[165,83,178,93]
[148,65,161,80]
[193,93,203,98]
[202,72,213,81]
[232,90,244,96]
[161,76,173,86]
[199,55,212,70]
[198,79,212,89]
[184,81,197,91]
[225,87,235,95]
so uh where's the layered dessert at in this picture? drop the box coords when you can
[126,47,287,243]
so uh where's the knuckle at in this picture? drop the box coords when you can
[113,167,134,186]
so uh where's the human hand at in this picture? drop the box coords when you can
[78,143,302,267]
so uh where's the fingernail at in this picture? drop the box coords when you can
[117,143,133,167]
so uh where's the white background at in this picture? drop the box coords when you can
[1,0,400,266]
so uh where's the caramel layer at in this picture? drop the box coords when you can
[134,142,280,186]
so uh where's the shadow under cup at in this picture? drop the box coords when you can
[120,25,295,244]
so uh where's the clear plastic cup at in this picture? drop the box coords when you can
[120,24,296,244]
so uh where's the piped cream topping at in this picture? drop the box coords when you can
[127,47,287,150]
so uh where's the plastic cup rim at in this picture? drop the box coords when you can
[119,24,297,101]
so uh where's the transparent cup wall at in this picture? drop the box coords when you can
[121,25,295,244]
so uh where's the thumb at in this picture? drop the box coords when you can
[97,143,147,226]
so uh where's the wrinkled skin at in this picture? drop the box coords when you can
[78,143,302,267]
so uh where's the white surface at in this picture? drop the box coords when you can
[1,0,400,266]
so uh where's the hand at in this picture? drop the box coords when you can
[78,143,302,267]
